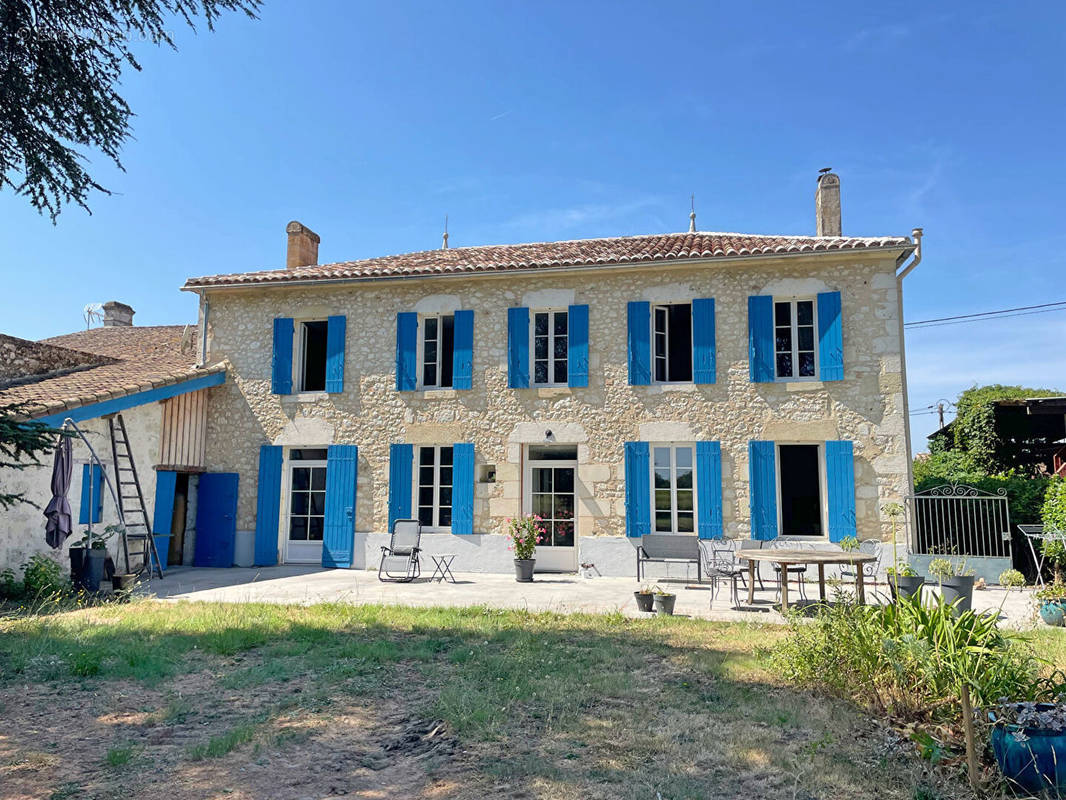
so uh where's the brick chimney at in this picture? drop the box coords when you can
[101,301,134,327]
[815,170,842,237]
[286,221,320,269]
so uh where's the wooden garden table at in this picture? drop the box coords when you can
[740,548,877,612]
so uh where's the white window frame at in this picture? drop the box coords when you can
[413,445,453,532]
[295,318,329,393]
[417,313,455,390]
[650,442,697,535]
[773,297,819,382]
[530,308,569,387]
[650,302,694,385]
[774,441,828,539]
[281,448,329,563]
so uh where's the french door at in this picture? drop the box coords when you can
[523,458,578,572]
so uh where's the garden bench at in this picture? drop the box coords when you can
[636,535,702,582]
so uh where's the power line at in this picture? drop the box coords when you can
[905,300,1066,329]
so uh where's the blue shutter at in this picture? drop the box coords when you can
[452,310,474,390]
[568,304,590,388]
[624,441,651,537]
[152,470,178,571]
[826,440,857,542]
[748,296,774,383]
[627,301,651,385]
[507,307,530,389]
[387,443,413,531]
[817,291,844,382]
[271,317,294,394]
[323,445,358,567]
[452,442,475,534]
[325,315,346,393]
[692,298,716,384]
[253,445,283,566]
[696,441,723,539]
[78,463,103,524]
[395,312,418,391]
[748,441,778,540]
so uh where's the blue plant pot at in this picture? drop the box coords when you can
[992,716,1066,796]
[1040,601,1066,627]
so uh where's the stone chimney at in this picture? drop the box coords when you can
[286,221,320,269]
[815,170,842,237]
[101,301,134,327]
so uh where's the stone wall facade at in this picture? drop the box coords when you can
[201,251,912,574]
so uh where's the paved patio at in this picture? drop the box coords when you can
[142,566,1042,628]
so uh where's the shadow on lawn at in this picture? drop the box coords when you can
[0,602,945,800]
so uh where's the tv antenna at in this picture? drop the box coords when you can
[83,303,104,329]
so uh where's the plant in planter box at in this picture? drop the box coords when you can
[886,561,923,602]
[505,515,544,583]
[1036,582,1066,627]
[633,584,655,613]
[653,585,677,616]
[991,699,1066,795]
[928,555,976,613]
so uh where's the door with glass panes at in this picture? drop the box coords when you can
[523,445,578,572]
[284,448,327,564]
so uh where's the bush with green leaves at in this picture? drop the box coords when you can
[998,568,1026,589]
[20,555,68,598]
[1043,477,1066,532]
[771,592,1057,722]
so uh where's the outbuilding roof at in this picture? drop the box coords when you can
[183,231,915,289]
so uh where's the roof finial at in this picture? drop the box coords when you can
[688,194,696,233]
[442,214,449,250]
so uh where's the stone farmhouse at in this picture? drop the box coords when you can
[0,173,921,578]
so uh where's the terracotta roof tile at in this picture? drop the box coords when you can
[0,325,223,420]
[184,231,914,289]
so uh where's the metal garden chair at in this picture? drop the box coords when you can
[770,540,809,601]
[378,519,422,582]
[839,539,883,584]
[705,541,747,609]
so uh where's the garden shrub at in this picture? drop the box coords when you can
[1043,477,1066,532]
[17,555,68,599]
[771,594,1055,722]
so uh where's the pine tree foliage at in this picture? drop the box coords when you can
[0,0,259,220]
[0,403,60,509]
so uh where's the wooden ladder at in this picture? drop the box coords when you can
[107,414,164,579]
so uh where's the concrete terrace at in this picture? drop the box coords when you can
[142,566,1041,629]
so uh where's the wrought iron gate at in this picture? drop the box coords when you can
[907,483,1012,559]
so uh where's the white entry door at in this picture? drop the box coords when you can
[284,450,327,564]
[524,457,578,572]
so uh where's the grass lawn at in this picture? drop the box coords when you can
[0,600,1021,800]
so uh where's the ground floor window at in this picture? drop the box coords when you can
[652,444,694,533]
[417,445,453,528]
[778,444,822,535]
[289,448,327,544]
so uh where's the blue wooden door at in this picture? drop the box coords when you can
[194,472,240,567]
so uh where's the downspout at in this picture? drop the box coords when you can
[895,227,923,557]
[197,290,210,368]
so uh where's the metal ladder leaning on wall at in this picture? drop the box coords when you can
[107,413,164,579]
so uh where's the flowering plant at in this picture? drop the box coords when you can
[505,514,545,561]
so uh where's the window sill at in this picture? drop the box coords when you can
[417,388,458,399]
[639,383,697,394]
[282,391,329,402]
[783,381,824,392]
[533,386,572,397]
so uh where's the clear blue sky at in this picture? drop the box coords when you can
[2,1,1064,451]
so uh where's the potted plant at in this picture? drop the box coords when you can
[886,561,923,602]
[505,515,544,582]
[928,556,976,613]
[1037,581,1066,627]
[653,586,676,615]
[78,524,119,593]
[838,535,860,552]
[634,584,655,612]
[1042,538,1066,586]
[991,700,1066,795]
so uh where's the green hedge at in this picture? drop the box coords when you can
[914,451,1049,525]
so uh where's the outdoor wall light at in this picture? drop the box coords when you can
[544,429,555,441]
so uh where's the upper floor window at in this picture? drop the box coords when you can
[774,299,817,380]
[652,303,692,383]
[652,444,695,534]
[297,320,328,392]
[421,314,455,389]
[533,309,568,385]
[416,445,453,529]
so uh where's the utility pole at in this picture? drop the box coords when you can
[937,402,945,429]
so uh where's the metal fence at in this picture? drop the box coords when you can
[907,483,1012,559]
